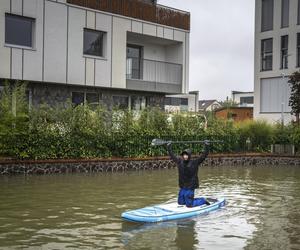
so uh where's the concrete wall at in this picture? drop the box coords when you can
[0,0,190,94]
[254,0,299,123]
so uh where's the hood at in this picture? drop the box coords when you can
[181,149,192,161]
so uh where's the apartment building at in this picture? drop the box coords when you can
[0,0,190,110]
[254,0,300,123]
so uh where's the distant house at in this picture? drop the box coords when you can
[215,107,253,122]
[198,100,221,112]
[165,91,199,112]
[231,91,254,107]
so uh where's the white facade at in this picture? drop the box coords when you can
[0,0,190,96]
[254,0,299,123]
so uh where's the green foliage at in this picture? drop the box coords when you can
[1,82,300,159]
[288,71,300,123]
[236,120,273,152]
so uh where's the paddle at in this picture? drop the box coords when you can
[151,138,223,147]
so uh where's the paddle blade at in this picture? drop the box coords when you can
[151,139,167,146]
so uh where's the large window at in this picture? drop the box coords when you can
[5,14,34,48]
[83,28,105,57]
[281,0,289,28]
[261,0,274,32]
[72,92,85,106]
[297,33,300,67]
[261,38,273,71]
[240,96,254,105]
[113,96,129,109]
[72,92,100,107]
[298,0,300,24]
[280,35,288,69]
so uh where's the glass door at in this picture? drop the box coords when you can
[126,45,143,80]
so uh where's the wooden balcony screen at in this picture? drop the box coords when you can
[67,0,190,31]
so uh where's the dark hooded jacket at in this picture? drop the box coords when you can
[167,144,209,189]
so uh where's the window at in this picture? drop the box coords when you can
[261,0,274,32]
[180,98,188,106]
[297,34,300,67]
[83,28,105,57]
[5,14,34,48]
[280,35,288,69]
[298,0,300,24]
[281,0,289,28]
[126,45,143,79]
[86,93,99,105]
[72,92,84,106]
[131,96,146,111]
[261,38,273,71]
[165,97,183,106]
[86,92,100,109]
[240,97,254,104]
[113,96,129,109]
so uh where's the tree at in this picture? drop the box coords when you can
[288,71,300,125]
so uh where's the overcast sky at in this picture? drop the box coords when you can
[158,0,255,101]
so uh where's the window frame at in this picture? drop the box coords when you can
[297,33,300,68]
[281,0,289,28]
[261,0,274,32]
[280,35,288,69]
[5,13,35,49]
[83,28,106,58]
[261,38,273,72]
[112,95,129,110]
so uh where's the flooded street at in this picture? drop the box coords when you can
[0,166,300,249]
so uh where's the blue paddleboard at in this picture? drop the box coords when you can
[122,197,226,223]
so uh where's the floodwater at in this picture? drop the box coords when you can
[0,166,300,250]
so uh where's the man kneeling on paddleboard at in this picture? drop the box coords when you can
[166,141,210,208]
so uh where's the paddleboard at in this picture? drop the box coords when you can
[122,197,226,223]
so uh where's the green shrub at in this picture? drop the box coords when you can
[1,82,299,159]
[236,120,273,152]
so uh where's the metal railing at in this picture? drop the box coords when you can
[126,57,182,85]
[67,0,190,30]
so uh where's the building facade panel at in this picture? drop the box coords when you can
[132,21,143,33]
[11,0,23,15]
[142,23,156,36]
[111,16,131,89]
[0,0,11,79]
[67,6,85,85]
[44,0,67,83]
[23,0,44,82]
[11,48,23,80]
[163,27,173,40]
[86,11,96,29]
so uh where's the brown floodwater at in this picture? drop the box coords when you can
[0,165,300,249]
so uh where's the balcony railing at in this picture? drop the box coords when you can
[67,0,190,30]
[126,57,182,85]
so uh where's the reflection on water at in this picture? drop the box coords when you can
[0,166,300,249]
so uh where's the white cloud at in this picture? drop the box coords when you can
[158,0,255,101]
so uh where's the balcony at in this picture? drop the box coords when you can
[126,57,182,93]
[67,0,190,30]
